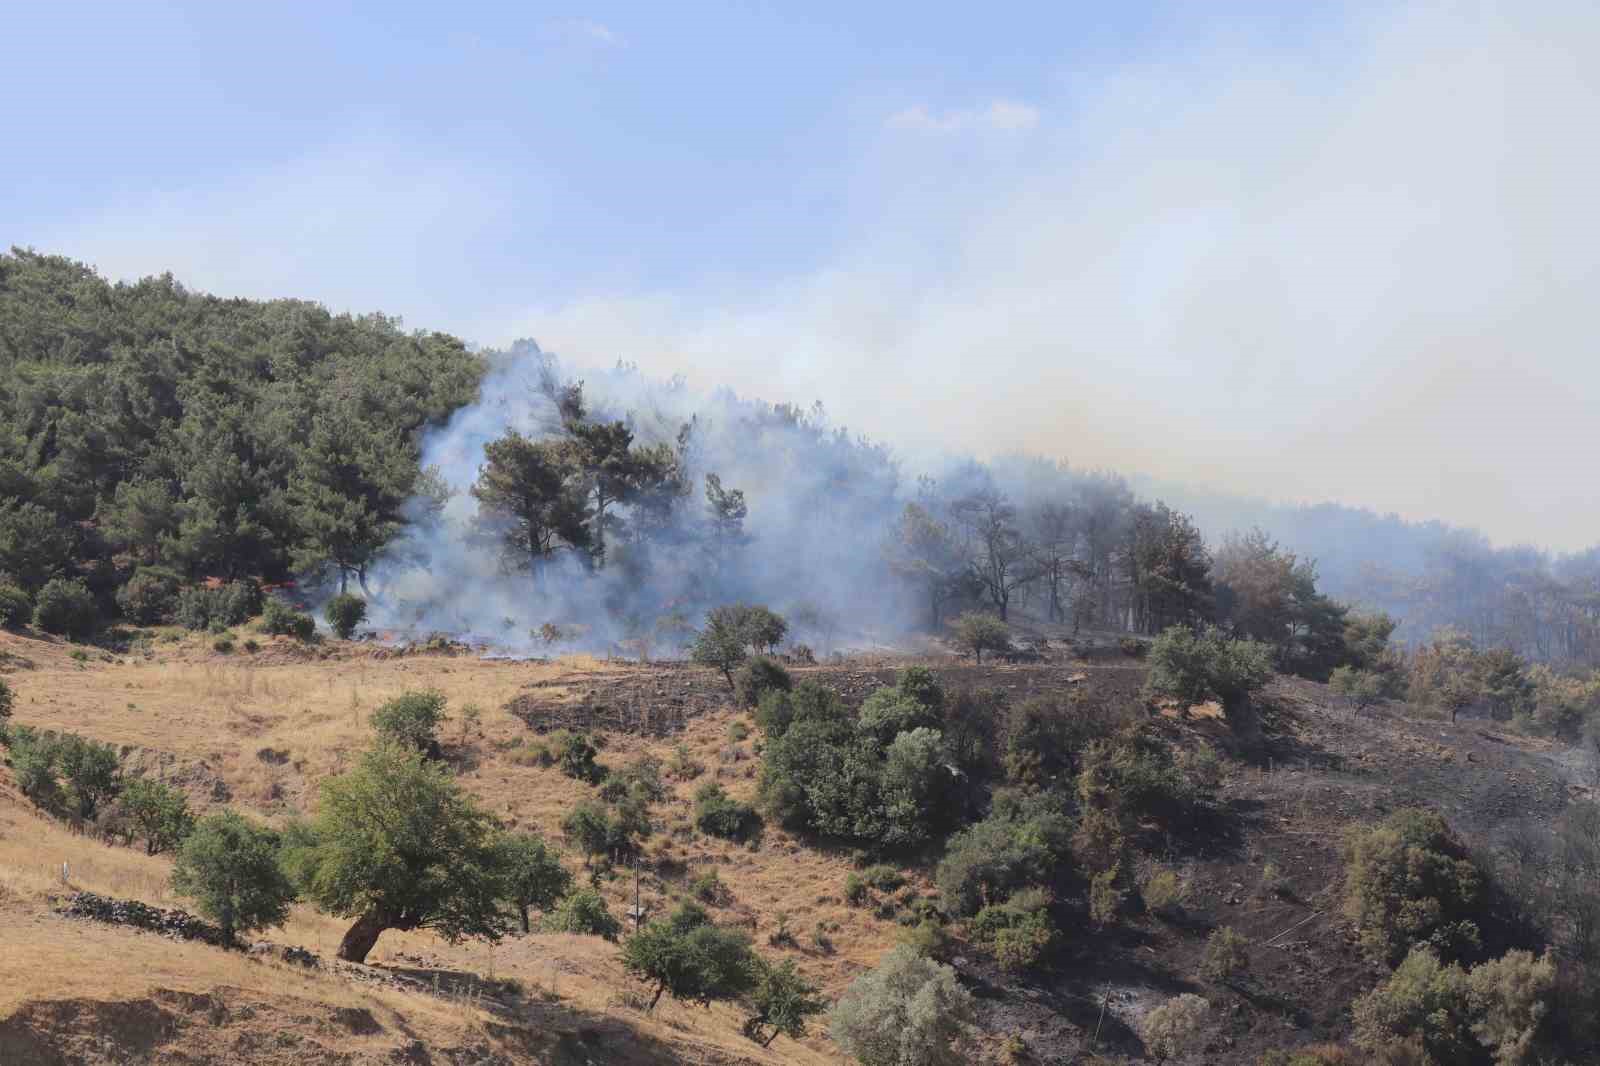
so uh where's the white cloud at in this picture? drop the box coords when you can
[887,99,1041,132]
[546,18,622,48]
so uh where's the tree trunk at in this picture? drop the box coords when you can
[519,905,530,934]
[649,985,665,1011]
[337,910,391,963]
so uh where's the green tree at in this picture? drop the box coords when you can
[621,901,758,1011]
[744,956,827,1047]
[0,676,12,726]
[286,415,416,593]
[118,777,194,855]
[283,743,509,962]
[54,733,120,819]
[170,810,295,944]
[370,690,447,754]
[829,944,976,1066]
[323,593,367,639]
[495,832,573,933]
[951,612,1010,664]
[471,431,591,582]
[693,607,750,690]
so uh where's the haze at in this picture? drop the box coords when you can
[6,1,1596,549]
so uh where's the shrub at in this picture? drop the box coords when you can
[951,612,1010,664]
[862,864,906,892]
[371,690,447,753]
[598,755,666,805]
[542,887,622,940]
[829,945,976,1066]
[0,676,12,725]
[1351,947,1476,1064]
[844,872,871,906]
[8,729,61,806]
[117,777,194,855]
[1146,625,1274,708]
[212,637,233,653]
[262,597,315,640]
[1330,665,1388,709]
[667,742,704,780]
[1140,866,1188,916]
[880,727,958,847]
[936,798,1071,917]
[32,578,96,638]
[1089,865,1124,928]
[171,810,295,944]
[114,567,181,624]
[896,666,946,714]
[744,956,827,1047]
[970,889,1055,972]
[695,782,761,841]
[735,656,792,708]
[858,688,941,746]
[1142,994,1210,1064]
[179,580,262,630]
[556,731,607,783]
[622,902,757,1010]
[1342,808,1484,964]
[727,719,750,743]
[0,582,31,628]
[1202,926,1250,984]
[690,868,725,903]
[323,593,367,639]
[898,917,953,960]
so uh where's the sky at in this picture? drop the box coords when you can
[5,1,1599,550]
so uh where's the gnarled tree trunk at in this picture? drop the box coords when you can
[337,910,391,963]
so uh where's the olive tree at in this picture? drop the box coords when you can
[829,944,975,1066]
[283,743,509,962]
[621,901,757,1011]
[495,832,572,933]
[170,810,295,944]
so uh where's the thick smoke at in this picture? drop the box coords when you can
[365,342,913,653]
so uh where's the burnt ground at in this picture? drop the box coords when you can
[502,642,1587,1064]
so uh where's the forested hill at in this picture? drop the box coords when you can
[0,248,485,596]
[4,248,1598,670]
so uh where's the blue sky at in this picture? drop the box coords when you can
[7,2,1600,549]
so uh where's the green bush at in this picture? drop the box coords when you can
[115,567,181,624]
[176,581,262,631]
[323,593,367,639]
[1146,625,1274,708]
[951,612,1010,663]
[1202,926,1250,984]
[171,810,296,943]
[0,676,12,725]
[542,887,623,940]
[970,888,1055,972]
[32,578,97,638]
[622,901,757,1010]
[0,582,31,628]
[371,690,447,753]
[857,688,940,746]
[1342,808,1484,964]
[556,731,607,783]
[936,797,1071,917]
[1140,866,1188,916]
[495,831,573,933]
[690,868,725,903]
[52,732,121,819]
[828,944,976,1066]
[694,782,761,841]
[735,655,793,708]
[895,666,946,714]
[117,777,194,855]
[262,597,315,640]
[1142,994,1210,1064]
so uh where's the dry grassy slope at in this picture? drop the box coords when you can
[0,628,918,1065]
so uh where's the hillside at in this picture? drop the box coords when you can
[2,622,1590,1064]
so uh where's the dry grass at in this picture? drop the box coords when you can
[0,629,889,1063]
